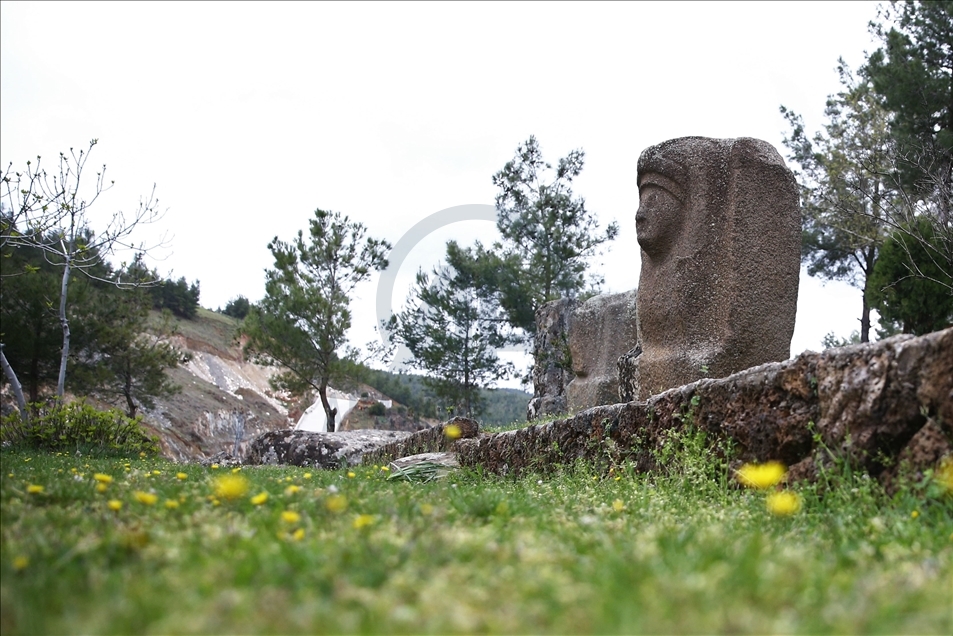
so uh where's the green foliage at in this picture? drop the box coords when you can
[780,63,896,342]
[242,208,390,432]
[868,217,953,335]
[366,401,386,417]
[222,295,250,319]
[489,135,619,334]
[0,401,160,456]
[866,0,953,213]
[821,330,862,349]
[389,242,515,418]
[148,276,200,319]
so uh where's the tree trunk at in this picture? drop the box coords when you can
[318,381,336,433]
[0,345,29,422]
[56,259,72,397]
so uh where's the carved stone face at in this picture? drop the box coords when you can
[636,174,684,257]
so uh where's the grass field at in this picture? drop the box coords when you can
[2,438,951,634]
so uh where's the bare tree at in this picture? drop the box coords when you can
[1,139,165,405]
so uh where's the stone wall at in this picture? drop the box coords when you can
[369,328,953,488]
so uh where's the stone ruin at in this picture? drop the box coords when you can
[620,136,801,401]
[526,298,577,421]
[566,290,639,413]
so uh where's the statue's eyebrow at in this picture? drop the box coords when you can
[637,172,684,202]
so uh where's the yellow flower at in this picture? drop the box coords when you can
[13,556,29,571]
[250,492,269,505]
[419,503,434,516]
[134,491,158,505]
[94,473,113,484]
[380,465,390,472]
[164,500,180,509]
[347,471,356,478]
[444,424,462,440]
[285,485,301,496]
[325,494,348,513]
[108,499,123,511]
[281,510,301,524]
[232,467,242,474]
[96,483,109,493]
[211,464,220,470]
[26,484,43,494]
[353,514,376,529]
[766,491,801,516]
[612,499,625,512]
[303,473,312,479]
[152,470,161,476]
[176,472,188,481]
[214,474,250,500]
[292,528,305,541]
[911,510,919,519]
[737,461,787,490]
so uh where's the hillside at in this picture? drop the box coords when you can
[139,309,531,461]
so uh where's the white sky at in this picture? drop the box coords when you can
[2,1,883,387]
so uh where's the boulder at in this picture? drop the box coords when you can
[624,136,800,400]
[565,290,638,412]
[245,429,413,469]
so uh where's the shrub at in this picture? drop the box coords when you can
[367,401,387,417]
[0,400,160,457]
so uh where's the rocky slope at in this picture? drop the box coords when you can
[139,309,428,462]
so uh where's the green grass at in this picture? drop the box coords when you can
[2,443,951,634]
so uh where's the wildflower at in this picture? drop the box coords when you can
[353,514,376,529]
[165,500,180,509]
[766,491,801,516]
[152,470,161,476]
[303,473,312,479]
[612,499,626,512]
[911,510,920,519]
[13,556,29,571]
[419,503,434,516]
[214,474,250,500]
[444,424,462,440]
[292,528,305,541]
[94,473,113,484]
[232,467,242,473]
[380,466,390,473]
[26,484,43,494]
[281,510,301,524]
[211,464,220,470]
[250,492,269,505]
[285,485,301,496]
[737,461,787,490]
[326,494,348,513]
[96,483,109,493]
[108,499,123,511]
[139,452,146,458]
[176,472,188,481]
[134,491,158,505]
[347,471,356,478]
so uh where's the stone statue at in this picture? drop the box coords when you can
[566,290,638,412]
[619,136,800,401]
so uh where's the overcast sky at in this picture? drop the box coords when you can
[2,1,884,386]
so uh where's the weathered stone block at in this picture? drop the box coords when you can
[566,290,638,412]
[528,298,576,420]
[245,429,412,469]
